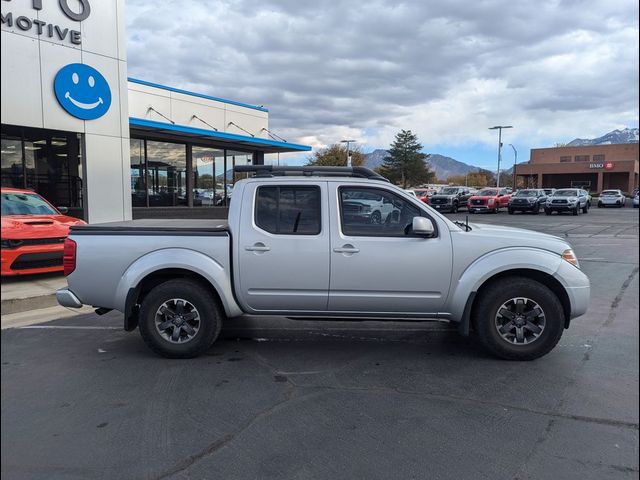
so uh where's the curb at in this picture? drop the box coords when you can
[1,294,59,315]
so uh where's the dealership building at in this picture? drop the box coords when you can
[516,144,639,194]
[1,1,310,223]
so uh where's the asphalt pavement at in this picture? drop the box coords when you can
[1,207,639,480]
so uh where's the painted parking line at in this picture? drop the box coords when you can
[17,325,120,330]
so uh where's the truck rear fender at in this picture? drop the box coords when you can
[448,248,565,334]
[114,248,243,321]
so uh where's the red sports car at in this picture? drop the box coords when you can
[467,188,512,213]
[1,188,86,276]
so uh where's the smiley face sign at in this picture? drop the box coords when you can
[54,64,111,120]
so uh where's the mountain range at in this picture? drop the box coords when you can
[363,149,482,180]
[364,128,639,180]
[567,128,639,147]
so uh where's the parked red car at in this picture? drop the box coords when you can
[1,188,86,276]
[467,188,511,213]
[413,188,438,204]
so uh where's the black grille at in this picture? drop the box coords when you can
[552,199,567,204]
[10,252,63,270]
[512,199,528,204]
[430,198,448,205]
[2,237,65,249]
[472,199,486,205]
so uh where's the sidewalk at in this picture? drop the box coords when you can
[1,273,67,315]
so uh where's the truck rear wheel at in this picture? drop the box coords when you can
[472,277,564,360]
[138,279,222,358]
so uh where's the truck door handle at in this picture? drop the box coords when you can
[333,245,360,254]
[245,242,270,252]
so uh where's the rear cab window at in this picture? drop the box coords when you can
[255,185,321,235]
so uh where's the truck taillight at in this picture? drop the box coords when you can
[63,238,77,276]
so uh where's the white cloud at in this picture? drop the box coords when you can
[125,0,639,156]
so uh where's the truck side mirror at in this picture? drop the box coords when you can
[58,206,69,214]
[412,217,435,237]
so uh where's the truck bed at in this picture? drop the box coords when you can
[71,219,229,235]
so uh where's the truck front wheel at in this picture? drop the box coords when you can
[472,277,564,360]
[138,279,222,358]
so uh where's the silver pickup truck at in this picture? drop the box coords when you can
[57,166,590,360]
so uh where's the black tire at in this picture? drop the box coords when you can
[453,202,459,213]
[472,277,565,360]
[532,204,540,215]
[544,208,551,215]
[572,206,579,216]
[598,203,602,208]
[582,203,589,214]
[138,279,223,358]
[508,208,514,215]
[370,211,382,224]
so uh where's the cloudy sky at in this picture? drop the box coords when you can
[126,0,639,169]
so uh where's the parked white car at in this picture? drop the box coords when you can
[598,190,626,208]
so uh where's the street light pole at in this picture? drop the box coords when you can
[341,139,356,167]
[488,125,513,188]
[509,144,517,189]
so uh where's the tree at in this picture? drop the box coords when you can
[307,144,365,167]
[378,130,434,188]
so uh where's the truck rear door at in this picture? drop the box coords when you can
[236,180,330,313]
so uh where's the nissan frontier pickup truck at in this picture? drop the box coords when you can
[57,166,590,360]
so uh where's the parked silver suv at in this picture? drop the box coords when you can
[545,189,590,215]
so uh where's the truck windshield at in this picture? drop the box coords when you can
[440,188,459,195]
[554,190,578,196]
[476,189,498,196]
[514,190,537,197]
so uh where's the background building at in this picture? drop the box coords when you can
[1,1,308,222]
[516,144,639,193]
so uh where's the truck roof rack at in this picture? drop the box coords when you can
[234,165,389,182]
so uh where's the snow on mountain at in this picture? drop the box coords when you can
[566,128,639,147]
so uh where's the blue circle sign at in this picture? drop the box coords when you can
[54,63,111,120]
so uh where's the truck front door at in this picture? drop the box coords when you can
[236,181,330,313]
[328,184,453,315]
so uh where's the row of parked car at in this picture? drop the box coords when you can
[407,186,640,214]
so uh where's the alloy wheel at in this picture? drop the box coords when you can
[494,297,546,345]
[154,298,201,344]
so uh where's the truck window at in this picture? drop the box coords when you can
[339,187,421,237]
[255,186,321,235]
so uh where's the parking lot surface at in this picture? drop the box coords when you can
[2,208,638,480]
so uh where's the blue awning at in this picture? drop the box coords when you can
[129,117,311,153]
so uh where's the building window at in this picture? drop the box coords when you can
[146,141,187,207]
[593,154,605,162]
[1,125,84,218]
[574,155,590,162]
[130,139,146,207]
[227,150,253,205]
[129,137,254,208]
[559,156,572,163]
[192,147,224,206]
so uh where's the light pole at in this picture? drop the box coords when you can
[341,139,356,167]
[488,125,513,188]
[509,144,517,189]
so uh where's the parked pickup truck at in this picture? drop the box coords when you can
[57,166,590,360]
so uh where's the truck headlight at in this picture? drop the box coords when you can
[488,198,495,204]
[562,249,579,268]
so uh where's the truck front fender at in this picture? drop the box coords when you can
[446,247,563,333]
[114,248,243,318]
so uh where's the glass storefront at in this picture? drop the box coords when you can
[192,147,224,206]
[130,136,253,209]
[1,124,84,218]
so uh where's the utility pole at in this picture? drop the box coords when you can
[489,125,513,188]
[509,144,517,189]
